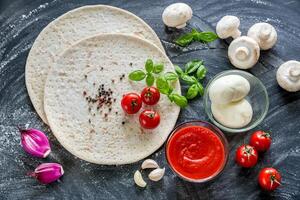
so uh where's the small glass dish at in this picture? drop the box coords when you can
[165,120,229,183]
[203,70,269,133]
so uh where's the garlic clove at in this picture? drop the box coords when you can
[134,170,147,187]
[141,159,159,169]
[148,167,165,182]
[29,163,64,184]
[19,128,51,158]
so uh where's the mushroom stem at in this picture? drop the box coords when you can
[289,66,300,77]
[176,23,187,29]
[235,47,249,61]
[259,27,272,40]
[232,30,241,39]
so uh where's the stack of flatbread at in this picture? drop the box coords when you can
[26,5,180,164]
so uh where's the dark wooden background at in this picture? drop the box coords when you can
[0,0,299,199]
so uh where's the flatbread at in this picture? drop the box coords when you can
[26,5,164,124]
[44,34,180,165]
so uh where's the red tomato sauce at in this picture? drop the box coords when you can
[166,125,226,180]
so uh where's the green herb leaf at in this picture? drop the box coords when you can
[169,93,188,108]
[153,63,164,74]
[193,31,218,43]
[156,76,170,94]
[174,65,184,76]
[186,84,199,99]
[174,33,194,47]
[180,74,197,85]
[196,82,204,96]
[145,59,154,73]
[185,60,203,74]
[164,72,178,81]
[146,73,155,86]
[196,65,207,80]
[128,70,146,81]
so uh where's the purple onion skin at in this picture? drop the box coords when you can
[20,128,51,158]
[31,163,64,184]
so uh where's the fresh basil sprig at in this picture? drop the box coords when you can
[175,29,218,47]
[128,59,187,107]
[175,60,207,99]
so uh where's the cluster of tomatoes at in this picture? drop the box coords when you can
[235,130,281,191]
[121,87,161,129]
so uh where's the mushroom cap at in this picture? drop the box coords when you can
[247,22,277,50]
[162,3,193,29]
[276,60,300,92]
[216,15,241,39]
[228,36,260,69]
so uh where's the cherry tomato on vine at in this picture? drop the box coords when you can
[235,145,258,168]
[141,87,160,105]
[139,110,160,129]
[250,130,272,152]
[258,167,281,191]
[121,93,142,114]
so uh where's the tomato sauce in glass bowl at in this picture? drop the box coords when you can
[166,120,229,182]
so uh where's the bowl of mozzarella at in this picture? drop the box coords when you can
[203,70,269,133]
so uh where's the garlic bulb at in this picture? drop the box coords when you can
[148,167,165,182]
[29,163,64,184]
[228,36,260,69]
[276,60,300,92]
[19,128,51,158]
[247,23,277,50]
[162,3,193,29]
[141,159,159,169]
[133,170,147,187]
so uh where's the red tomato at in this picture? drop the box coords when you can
[235,145,258,168]
[139,110,160,129]
[258,168,281,191]
[250,130,272,152]
[141,87,160,105]
[121,93,142,114]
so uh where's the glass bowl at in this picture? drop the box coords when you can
[165,120,229,183]
[203,70,269,133]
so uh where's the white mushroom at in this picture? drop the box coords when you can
[247,23,277,50]
[216,15,241,39]
[162,3,193,29]
[228,36,260,69]
[276,60,300,92]
[211,99,253,128]
[209,75,250,105]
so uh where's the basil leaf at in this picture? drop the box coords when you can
[146,73,155,86]
[196,82,204,96]
[156,76,170,94]
[174,33,194,47]
[180,74,197,85]
[193,31,218,43]
[164,72,178,81]
[174,65,184,76]
[128,70,146,81]
[153,63,164,74]
[196,65,207,80]
[169,94,188,108]
[185,60,203,74]
[186,84,199,99]
[145,59,154,73]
